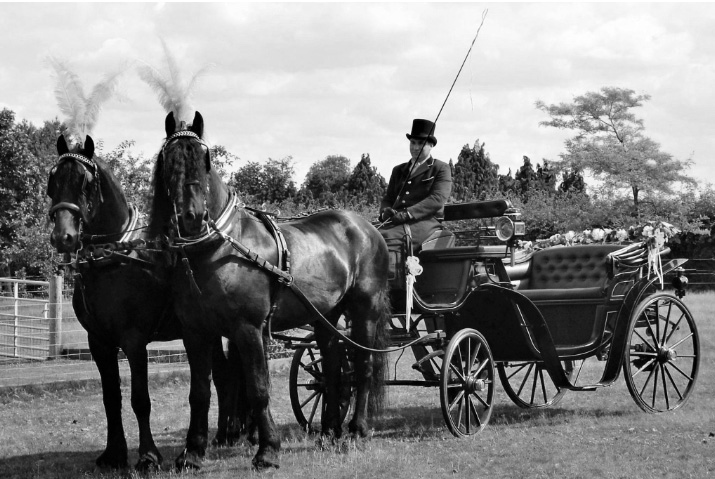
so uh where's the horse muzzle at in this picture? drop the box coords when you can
[179,209,210,237]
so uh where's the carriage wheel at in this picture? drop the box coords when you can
[440,328,495,437]
[288,338,355,433]
[497,360,575,408]
[623,293,700,413]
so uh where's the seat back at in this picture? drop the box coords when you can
[519,244,623,291]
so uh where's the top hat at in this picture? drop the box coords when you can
[406,119,437,146]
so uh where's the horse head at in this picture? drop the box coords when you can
[47,135,130,253]
[155,111,224,238]
[47,135,100,253]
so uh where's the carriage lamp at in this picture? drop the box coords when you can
[495,216,526,242]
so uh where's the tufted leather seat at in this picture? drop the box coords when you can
[516,245,623,301]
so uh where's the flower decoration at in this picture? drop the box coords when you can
[516,221,679,254]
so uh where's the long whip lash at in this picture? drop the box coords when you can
[397,10,488,330]
[433,9,488,127]
[394,9,489,206]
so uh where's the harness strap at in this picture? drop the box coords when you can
[209,220,293,285]
[207,219,435,355]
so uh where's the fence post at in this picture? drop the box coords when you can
[48,275,63,358]
[13,282,19,358]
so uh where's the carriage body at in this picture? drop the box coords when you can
[288,199,700,437]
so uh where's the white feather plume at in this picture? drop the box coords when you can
[137,38,215,124]
[46,56,125,146]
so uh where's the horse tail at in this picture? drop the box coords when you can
[368,286,391,417]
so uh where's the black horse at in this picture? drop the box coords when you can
[148,111,390,470]
[47,135,241,470]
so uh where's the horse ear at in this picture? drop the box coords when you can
[165,112,176,137]
[191,111,204,138]
[57,135,69,155]
[84,136,95,158]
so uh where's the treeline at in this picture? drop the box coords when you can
[2,105,714,280]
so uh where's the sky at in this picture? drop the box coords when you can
[1,2,714,188]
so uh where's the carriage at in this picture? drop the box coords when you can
[282,199,700,437]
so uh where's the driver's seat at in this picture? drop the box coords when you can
[419,228,455,251]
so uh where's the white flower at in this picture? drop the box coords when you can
[616,229,628,242]
[642,225,654,237]
[591,228,605,241]
[653,229,666,249]
[565,231,575,242]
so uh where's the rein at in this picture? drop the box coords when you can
[204,208,436,355]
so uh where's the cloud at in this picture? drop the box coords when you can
[1,2,713,187]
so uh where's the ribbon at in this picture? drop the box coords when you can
[404,255,423,331]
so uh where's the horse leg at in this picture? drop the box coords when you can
[212,337,247,447]
[233,323,280,470]
[88,334,128,468]
[346,294,387,439]
[121,333,162,471]
[175,332,214,471]
[315,324,344,439]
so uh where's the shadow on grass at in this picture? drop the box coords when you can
[0,450,121,479]
[367,403,636,438]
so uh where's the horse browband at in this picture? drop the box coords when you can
[57,152,97,172]
[162,130,210,155]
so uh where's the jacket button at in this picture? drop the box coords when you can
[405,191,410,195]
[407,181,412,184]
[401,200,406,204]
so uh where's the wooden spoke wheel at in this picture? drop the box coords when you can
[288,337,355,433]
[440,329,495,437]
[623,293,700,413]
[497,360,575,408]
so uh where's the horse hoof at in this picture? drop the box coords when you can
[348,420,369,438]
[95,449,128,469]
[135,451,162,471]
[175,450,203,471]
[252,451,280,471]
[211,433,228,448]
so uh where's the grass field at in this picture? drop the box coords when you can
[1,292,714,479]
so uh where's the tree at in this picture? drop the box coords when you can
[230,157,297,204]
[452,140,498,201]
[536,86,695,219]
[346,153,386,205]
[100,140,154,213]
[559,168,586,196]
[0,109,59,278]
[209,144,239,181]
[302,155,351,202]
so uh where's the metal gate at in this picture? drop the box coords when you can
[0,277,63,360]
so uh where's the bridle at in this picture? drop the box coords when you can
[48,152,103,225]
[161,128,214,241]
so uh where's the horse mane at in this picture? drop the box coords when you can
[148,151,173,236]
[93,156,129,213]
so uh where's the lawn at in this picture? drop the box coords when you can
[1,291,714,479]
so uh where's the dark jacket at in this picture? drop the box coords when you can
[379,156,452,247]
[380,156,452,221]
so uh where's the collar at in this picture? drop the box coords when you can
[169,191,241,249]
[407,155,435,180]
